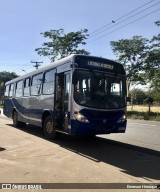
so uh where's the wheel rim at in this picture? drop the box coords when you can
[46,121,53,134]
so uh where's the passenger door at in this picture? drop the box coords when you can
[54,72,70,131]
[63,72,70,131]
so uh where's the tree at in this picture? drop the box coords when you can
[146,69,160,103]
[145,34,160,72]
[144,23,160,102]
[35,29,90,62]
[110,36,148,91]
[0,71,18,86]
[151,87,160,103]
[129,88,147,105]
[0,71,18,103]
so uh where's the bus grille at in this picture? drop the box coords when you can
[80,109,124,124]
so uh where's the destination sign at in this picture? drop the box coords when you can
[74,55,125,75]
[88,61,114,70]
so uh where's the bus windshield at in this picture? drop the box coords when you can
[74,70,126,109]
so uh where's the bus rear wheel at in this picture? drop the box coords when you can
[13,111,26,128]
[43,116,56,139]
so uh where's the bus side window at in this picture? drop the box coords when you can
[15,80,23,97]
[4,85,9,97]
[43,69,55,95]
[31,73,43,96]
[9,84,14,97]
[24,78,30,97]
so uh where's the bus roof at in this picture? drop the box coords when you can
[5,54,75,85]
[5,54,124,85]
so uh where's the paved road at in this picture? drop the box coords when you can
[99,119,160,153]
[0,114,159,191]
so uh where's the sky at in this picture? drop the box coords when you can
[0,0,159,75]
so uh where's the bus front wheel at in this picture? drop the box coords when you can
[13,111,26,128]
[43,116,56,139]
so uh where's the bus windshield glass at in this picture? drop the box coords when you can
[74,70,126,109]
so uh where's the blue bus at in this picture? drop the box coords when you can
[4,54,127,139]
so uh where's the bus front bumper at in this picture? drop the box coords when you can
[71,120,127,136]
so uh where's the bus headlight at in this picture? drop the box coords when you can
[74,112,89,123]
[118,115,126,123]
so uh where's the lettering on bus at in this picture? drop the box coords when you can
[88,61,114,70]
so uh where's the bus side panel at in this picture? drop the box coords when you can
[29,94,43,127]
[3,98,14,118]
[14,97,24,122]
[4,97,24,121]
[29,94,54,127]
[22,96,30,123]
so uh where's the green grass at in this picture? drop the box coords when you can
[127,105,160,121]
[127,111,160,121]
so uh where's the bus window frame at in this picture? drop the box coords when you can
[23,77,31,97]
[15,80,23,98]
[42,68,56,95]
[30,73,43,96]
[4,84,10,97]
[9,83,14,98]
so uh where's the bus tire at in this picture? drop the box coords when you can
[43,116,56,139]
[13,111,26,128]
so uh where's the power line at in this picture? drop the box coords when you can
[89,0,156,36]
[0,57,45,74]
[22,69,27,73]
[0,63,31,66]
[88,8,160,43]
[9,56,46,73]
[8,63,33,74]
[88,1,160,39]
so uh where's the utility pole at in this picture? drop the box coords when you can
[31,61,43,69]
